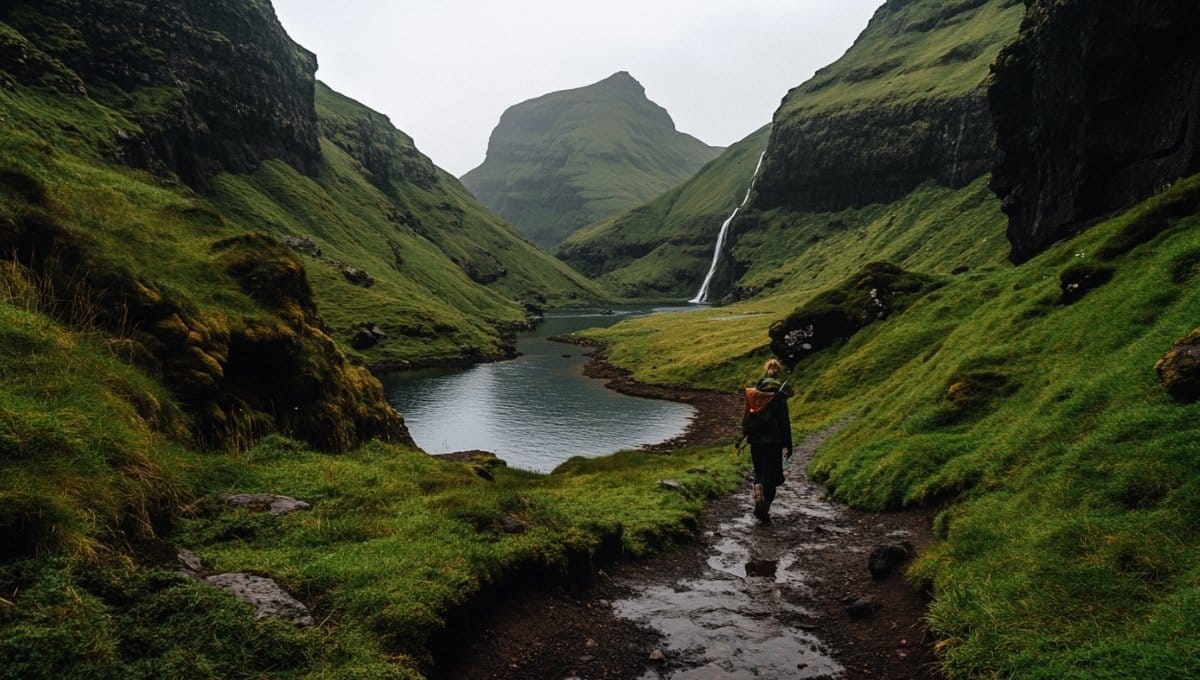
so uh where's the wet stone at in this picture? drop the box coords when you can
[745,559,779,578]
[177,548,204,574]
[204,573,314,626]
[847,596,878,620]
[220,493,311,516]
[868,541,914,580]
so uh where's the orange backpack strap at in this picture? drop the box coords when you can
[744,387,776,414]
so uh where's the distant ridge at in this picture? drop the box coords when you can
[462,72,723,249]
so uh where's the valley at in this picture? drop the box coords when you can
[3,0,1199,679]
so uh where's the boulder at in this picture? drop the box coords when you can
[341,265,374,287]
[846,596,879,619]
[350,322,387,350]
[1155,328,1200,401]
[868,541,915,580]
[282,234,322,257]
[1059,263,1115,304]
[220,493,311,516]
[204,573,314,626]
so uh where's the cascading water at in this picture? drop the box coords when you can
[689,151,767,304]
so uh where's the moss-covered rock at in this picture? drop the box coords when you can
[769,262,939,365]
[1059,262,1115,304]
[1155,328,1200,402]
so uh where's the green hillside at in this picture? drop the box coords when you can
[557,125,771,299]
[213,83,608,369]
[461,71,723,249]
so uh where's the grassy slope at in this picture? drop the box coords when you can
[212,83,608,368]
[557,125,772,299]
[778,0,1026,118]
[585,171,1200,677]
[461,72,724,249]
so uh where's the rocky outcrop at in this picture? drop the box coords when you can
[0,211,410,452]
[1,0,320,186]
[749,0,1025,215]
[769,262,938,366]
[990,0,1200,263]
[1155,328,1200,402]
[754,93,996,213]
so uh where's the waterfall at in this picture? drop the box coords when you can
[689,151,766,304]
[950,110,968,185]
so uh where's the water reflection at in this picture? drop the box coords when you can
[381,308,698,473]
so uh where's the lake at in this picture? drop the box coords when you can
[380,307,699,473]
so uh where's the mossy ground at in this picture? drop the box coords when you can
[1,433,745,679]
[584,174,1200,677]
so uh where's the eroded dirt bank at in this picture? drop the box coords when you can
[437,347,940,680]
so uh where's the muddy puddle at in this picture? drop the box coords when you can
[611,453,912,679]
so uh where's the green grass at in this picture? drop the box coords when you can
[778,0,1027,118]
[1,435,747,679]
[584,173,1200,676]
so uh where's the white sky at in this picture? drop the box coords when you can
[271,1,886,177]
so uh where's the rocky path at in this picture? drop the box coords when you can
[438,422,941,679]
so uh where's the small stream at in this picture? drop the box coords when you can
[380,307,699,473]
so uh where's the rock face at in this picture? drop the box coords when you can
[755,93,995,213]
[462,71,723,249]
[750,0,1025,215]
[990,0,1200,263]
[0,0,320,186]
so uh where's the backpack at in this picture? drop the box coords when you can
[741,386,778,437]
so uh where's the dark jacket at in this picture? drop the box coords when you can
[743,377,792,448]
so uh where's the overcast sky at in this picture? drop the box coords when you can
[271,1,885,177]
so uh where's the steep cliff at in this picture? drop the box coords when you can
[990,0,1200,262]
[462,72,723,249]
[751,0,1024,214]
[0,0,320,187]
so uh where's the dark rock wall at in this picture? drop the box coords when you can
[2,0,320,186]
[990,0,1200,263]
[753,93,996,213]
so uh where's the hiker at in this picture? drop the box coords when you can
[742,358,793,523]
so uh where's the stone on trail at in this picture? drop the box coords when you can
[204,573,315,627]
[649,649,666,662]
[868,541,915,580]
[846,596,879,620]
[220,493,311,516]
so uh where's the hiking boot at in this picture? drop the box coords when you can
[753,506,771,524]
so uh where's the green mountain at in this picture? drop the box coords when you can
[581,0,1200,677]
[461,71,723,249]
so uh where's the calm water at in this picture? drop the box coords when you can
[380,308,699,473]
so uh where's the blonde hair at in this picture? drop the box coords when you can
[762,358,784,378]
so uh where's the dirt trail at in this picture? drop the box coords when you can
[437,348,941,679]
